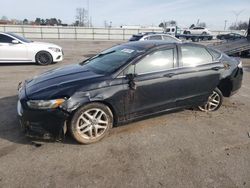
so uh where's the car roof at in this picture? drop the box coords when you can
[120,40,183,51]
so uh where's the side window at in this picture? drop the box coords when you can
[208,48,221,59]
[163,35,178,42]
[135,49,174,74]
[181,45,213,67]
[0,34,13,43]
[148,35,162,40]
[143,36,149,40]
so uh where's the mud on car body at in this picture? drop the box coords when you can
[17,41,243,144]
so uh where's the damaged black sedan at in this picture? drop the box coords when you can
[17,41,243,144]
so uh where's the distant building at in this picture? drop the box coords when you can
[0,20,10,25]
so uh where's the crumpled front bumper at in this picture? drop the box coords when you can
[17,82,69,141]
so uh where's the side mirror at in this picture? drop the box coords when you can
[126,73,137,90]
[12,40,19,44]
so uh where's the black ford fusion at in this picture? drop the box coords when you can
[17,41,243,144]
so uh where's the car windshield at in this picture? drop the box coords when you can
[81,46,141,75]
[7,32,32,43]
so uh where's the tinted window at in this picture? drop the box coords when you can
[7,33,31,43]
[181,45,213,67]
[0,34,13,43]
[208,48,221,59]
[162,35,178,42]
[149,35,162,40]
[135,49,174,74]
[129,35,143,41]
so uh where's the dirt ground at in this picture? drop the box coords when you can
[0,40,250,188]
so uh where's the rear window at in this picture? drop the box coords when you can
[129,35,143,41]
[162,35,179,42]
[148,35,162,40]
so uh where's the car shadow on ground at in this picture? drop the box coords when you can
[0,95,77,145]
[0,62,36,66]
[0,95,193,146]
[0,95,31,145]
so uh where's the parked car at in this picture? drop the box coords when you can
[0,32,63,65]
[129,33,181,42]
[217,33,245,40]
[183,27,211,35]
[17,41,243,144]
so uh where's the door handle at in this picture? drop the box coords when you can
[211,66,223,71]
[163,73,175,78]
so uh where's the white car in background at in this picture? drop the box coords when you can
[0,32,63,65]
[129,33,181,42]
[183,27,211,35]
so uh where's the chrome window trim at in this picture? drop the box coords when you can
[116,61,221,79]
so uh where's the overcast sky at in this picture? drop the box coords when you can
[0,0,249,29]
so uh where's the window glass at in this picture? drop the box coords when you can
[162,35,178,42]
[181,45,213,67]
[7,33,31,43]
[149,35,162,40]
[0,34,13,43]
[208,48,221,59]
[135,49,174,74]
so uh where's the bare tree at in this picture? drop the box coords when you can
[197,22,207,27]
[229,21,248,30]
[75,8,89,27]
[1,16,8,21]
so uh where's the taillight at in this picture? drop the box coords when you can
[238,61,243,68]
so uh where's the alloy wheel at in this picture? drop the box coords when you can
[198,90,221,112]
[76,108,109,140]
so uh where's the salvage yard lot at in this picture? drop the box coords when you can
[0,40,250,188]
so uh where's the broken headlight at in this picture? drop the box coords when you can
[27,99,65,109]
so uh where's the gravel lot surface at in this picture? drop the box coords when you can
[0,40,250,188]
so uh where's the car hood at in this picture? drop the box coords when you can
[29,41,62,49]
[25,64,105,99]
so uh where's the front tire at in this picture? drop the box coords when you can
[70,103,113,144]
[198,88,223,112]
[35,51,53,65]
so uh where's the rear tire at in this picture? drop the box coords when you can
[70,103,113,144]
[198,88,223,112]
[35,51,53,65]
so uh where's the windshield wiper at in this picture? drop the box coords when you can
[95,50,116,58]
[81,50,116,65]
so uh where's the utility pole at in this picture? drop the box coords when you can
[87,0,90,27]
[224,20,227,30]
[196,19,200,26]
[232,10,244,27]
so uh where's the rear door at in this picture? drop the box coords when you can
[0,34,28,62]
[174,44,222,107]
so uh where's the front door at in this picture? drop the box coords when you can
[124,46,179,118]
[0,34,28,62]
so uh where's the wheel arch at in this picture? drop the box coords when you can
[217,77,233,97]
[35,50,54,64]
[68,99,118,125]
